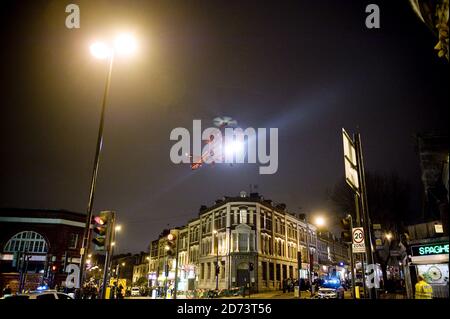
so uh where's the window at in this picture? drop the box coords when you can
[282,264,287,280]
[238,233,248,252]
[221,261,225,279]
[233,233,238,252]
[268,236,273,255]
[276,264,280,281]
[260,234,265,254]
[266,215,272,230]
[262,262,267,280]
[260,212,265,229]
[190,226,199,242]
[69,233,78,249]
[269,263,274,281]
[201,263,204,279]
[239,209,247,224]
[4,231,48,253]
[207,263,211,279]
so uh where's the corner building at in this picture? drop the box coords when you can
[149,193,319,292]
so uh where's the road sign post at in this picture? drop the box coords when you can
[342,128,376,299]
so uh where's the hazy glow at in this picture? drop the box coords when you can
[385,233,393,240]
[90,42,112,59]
[224,140,244,158]
[115,225,122,232]
[114,33,137,56]
[314,216,326,227]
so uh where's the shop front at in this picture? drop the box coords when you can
[406,239,449,298]
[176,264,197,291]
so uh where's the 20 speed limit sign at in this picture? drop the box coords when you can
[352,227,366,253]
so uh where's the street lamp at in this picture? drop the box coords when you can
[314,216,326,228]
[79,33,137,288]
[385,233,393,241]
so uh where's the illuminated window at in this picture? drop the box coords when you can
[4,231,48,253]
[239,209,247,224]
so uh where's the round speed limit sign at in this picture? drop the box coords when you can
[352,228,364,244]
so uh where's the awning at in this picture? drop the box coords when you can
[411,254,449,265]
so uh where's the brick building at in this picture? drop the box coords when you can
[0,208,85,294]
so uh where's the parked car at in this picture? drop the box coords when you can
[130,287,141,297]
[2,290,73,300]
[317,287,339,299]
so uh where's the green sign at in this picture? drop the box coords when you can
[411,243,449,256]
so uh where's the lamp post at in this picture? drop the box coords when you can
[303,216,314,297]
[301,213,326,298]
[78,33,137,290]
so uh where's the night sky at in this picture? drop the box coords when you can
[1,0,448,253]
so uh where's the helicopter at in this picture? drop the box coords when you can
[189,116,238,170]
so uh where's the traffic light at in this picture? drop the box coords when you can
[249,262,254,271]
[166,232,177,257]
[341,215,353,243]
[92,211,113,251]
[215,263,220,276]
[164,263,169,277]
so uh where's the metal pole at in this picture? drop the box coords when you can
[79,53,115,289]
[348,215,356,299]
[354,133,376,299]
[100,212,115,299]
[173,234,180,299]
[354,193,361,227]
[304,217,313,297]
[227,226,231,290]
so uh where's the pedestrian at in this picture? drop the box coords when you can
[282,279,287,293]
[118,284,124,299]
[2,284,12,297]
[415,275,433,299]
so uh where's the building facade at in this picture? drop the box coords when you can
[317,231,350,279]
[0,208,85,293]
[149,192,320,292]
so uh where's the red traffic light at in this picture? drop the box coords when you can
[94,216,106,225]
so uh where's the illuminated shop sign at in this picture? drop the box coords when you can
[411,243,449,257]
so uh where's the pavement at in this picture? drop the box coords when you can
[219,291,311,299]
[127,290,404,300]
